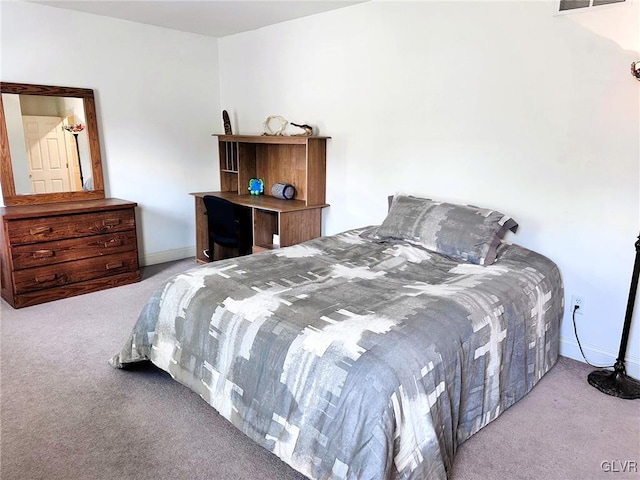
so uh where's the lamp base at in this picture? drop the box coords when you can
[588,369,640,400]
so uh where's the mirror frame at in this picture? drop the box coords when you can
[0,82,105,206]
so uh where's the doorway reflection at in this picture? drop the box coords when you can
[2,93,91,194]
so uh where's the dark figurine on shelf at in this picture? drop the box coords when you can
[222,110,233,135]
[291,122,313,136]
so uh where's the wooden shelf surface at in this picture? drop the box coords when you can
[0,198,138,219]
[190,191,328,213]
[214,134,330,144]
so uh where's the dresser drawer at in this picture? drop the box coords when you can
[6,209,135,246]
[13,251,139,294]
[10,230,138,270]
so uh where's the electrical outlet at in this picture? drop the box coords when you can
[571,295,584,314]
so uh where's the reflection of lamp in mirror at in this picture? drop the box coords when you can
[63,123,85,187]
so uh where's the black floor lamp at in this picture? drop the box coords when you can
[587,233,640,399]
[63,123,85,187]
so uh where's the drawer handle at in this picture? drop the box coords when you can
[29,226,52,236]
[32,250,54,259]
[35,274,56,283]
[106,261,124,270]
[102,219,121,228]
[104,239,123,248]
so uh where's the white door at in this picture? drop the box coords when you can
[22,116,72,193]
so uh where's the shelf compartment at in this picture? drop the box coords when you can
[219,171,238,193]
[220,141,239,172]
[253,209,278,250]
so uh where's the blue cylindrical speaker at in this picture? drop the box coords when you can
[271,182,295,200]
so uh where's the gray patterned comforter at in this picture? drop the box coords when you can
[111,228,563,479]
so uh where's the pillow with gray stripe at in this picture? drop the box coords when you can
[372,195,518,265]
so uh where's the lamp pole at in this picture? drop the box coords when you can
[587,234,640,399]
[72,132,84,187]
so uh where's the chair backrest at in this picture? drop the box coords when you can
[202,195,239,248]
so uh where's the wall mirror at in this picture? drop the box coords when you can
[0,82,105,206]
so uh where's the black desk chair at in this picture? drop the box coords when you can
[202,195,251,261]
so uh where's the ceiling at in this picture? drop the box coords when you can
[28,0,365,38]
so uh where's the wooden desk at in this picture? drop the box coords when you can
[195,134,330,263]
[191,191,328,263]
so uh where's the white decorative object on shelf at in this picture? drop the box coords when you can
[290,122,313,136]
[262,115,288,136]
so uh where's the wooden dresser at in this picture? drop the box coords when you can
[0,198,140,308]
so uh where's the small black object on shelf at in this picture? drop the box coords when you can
[222,110,232,135]
[587,233,640,399]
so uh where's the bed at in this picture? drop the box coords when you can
[111,195,563,480]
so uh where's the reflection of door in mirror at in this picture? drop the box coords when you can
[2,93,90,194]
[22,116,73,193]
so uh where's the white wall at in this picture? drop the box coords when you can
[218,1,640,374]
[0,1,221,265]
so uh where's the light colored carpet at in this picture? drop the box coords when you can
[1,259,638,479]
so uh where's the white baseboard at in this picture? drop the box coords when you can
[560,335,640,379]
[139,246,195,267]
